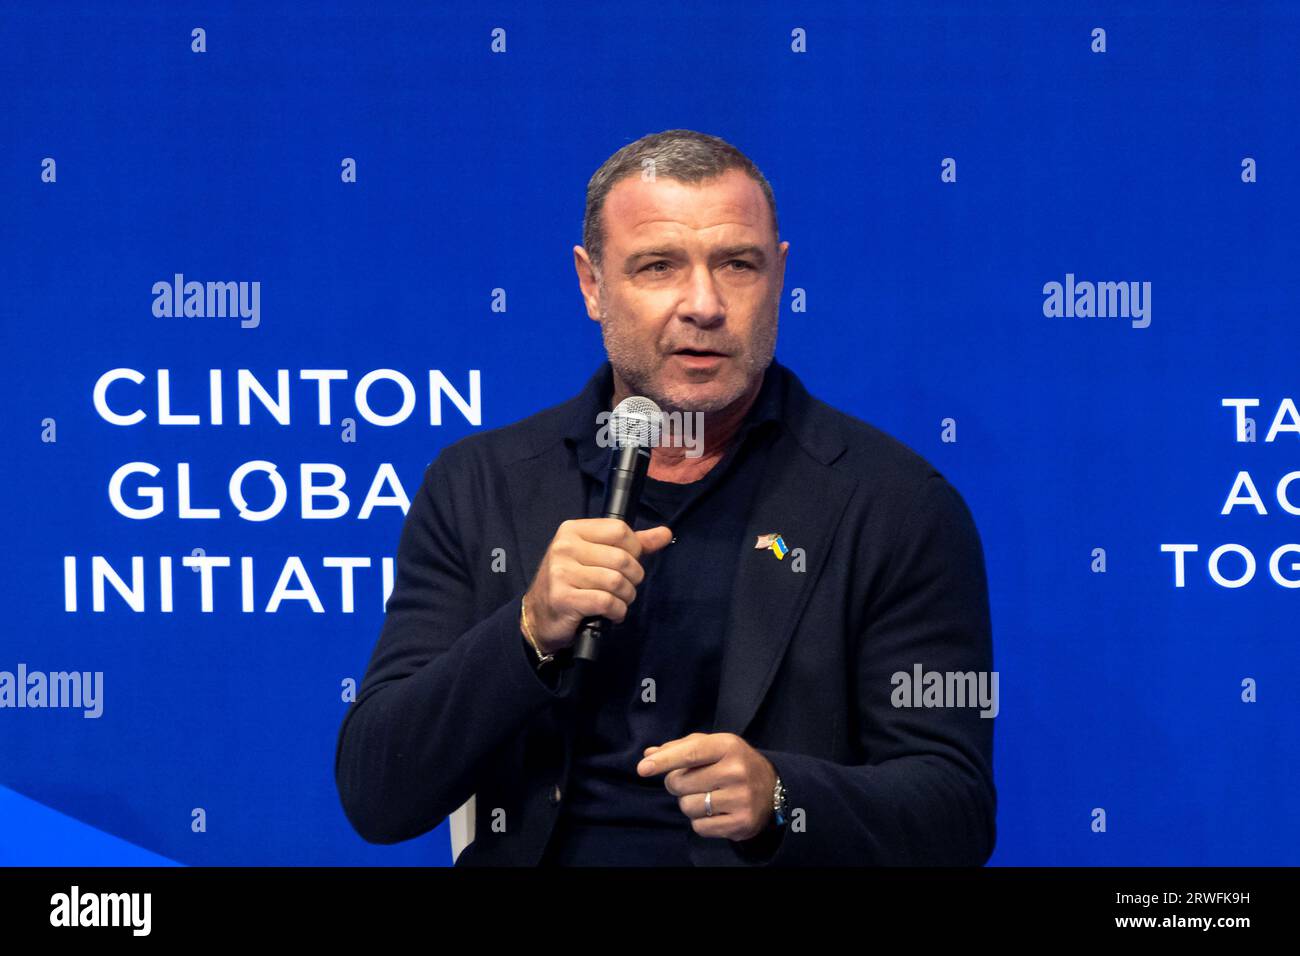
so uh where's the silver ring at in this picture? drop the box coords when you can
[704,790,713,817]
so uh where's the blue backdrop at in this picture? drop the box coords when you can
[3,0,1298,866]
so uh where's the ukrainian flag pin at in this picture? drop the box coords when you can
[754,532,789,560]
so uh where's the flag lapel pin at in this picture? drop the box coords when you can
[754,532,789,560]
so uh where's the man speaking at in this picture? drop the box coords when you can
[335,129,996,866]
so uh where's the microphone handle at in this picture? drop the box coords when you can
[572,444,650,663]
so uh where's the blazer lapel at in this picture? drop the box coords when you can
[504,442,589,591]
[502,440,591,794]
[710,427,856,737]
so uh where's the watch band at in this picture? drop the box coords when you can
[772,775,788,827]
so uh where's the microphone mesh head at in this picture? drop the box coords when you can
[611,396,663,448]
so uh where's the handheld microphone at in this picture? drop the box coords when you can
[572,395,661,663]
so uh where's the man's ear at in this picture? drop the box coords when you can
[774,239,790,294]
[574,245,602,321]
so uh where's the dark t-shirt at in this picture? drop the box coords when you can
[540,433,777,866]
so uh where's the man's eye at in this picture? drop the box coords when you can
[643,261,671,274]
[726,260,755,271]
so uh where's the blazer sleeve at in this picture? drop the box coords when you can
[743,473,997,865]
[334,449,576,845]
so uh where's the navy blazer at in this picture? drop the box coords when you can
[335,359,996,865]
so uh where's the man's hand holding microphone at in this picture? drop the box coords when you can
[521,518,673,657]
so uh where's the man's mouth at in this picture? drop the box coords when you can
[673,348,728,357]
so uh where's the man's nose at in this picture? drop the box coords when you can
[678,264,725,326]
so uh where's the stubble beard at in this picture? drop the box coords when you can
[596,284,778,416]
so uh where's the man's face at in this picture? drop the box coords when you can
[574,167,789,415]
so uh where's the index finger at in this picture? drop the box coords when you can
[636,733,725,776]
[573,518,645,558]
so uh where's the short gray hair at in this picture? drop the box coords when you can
[582,129,779,271]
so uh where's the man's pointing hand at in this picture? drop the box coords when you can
[637,732,777,841]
